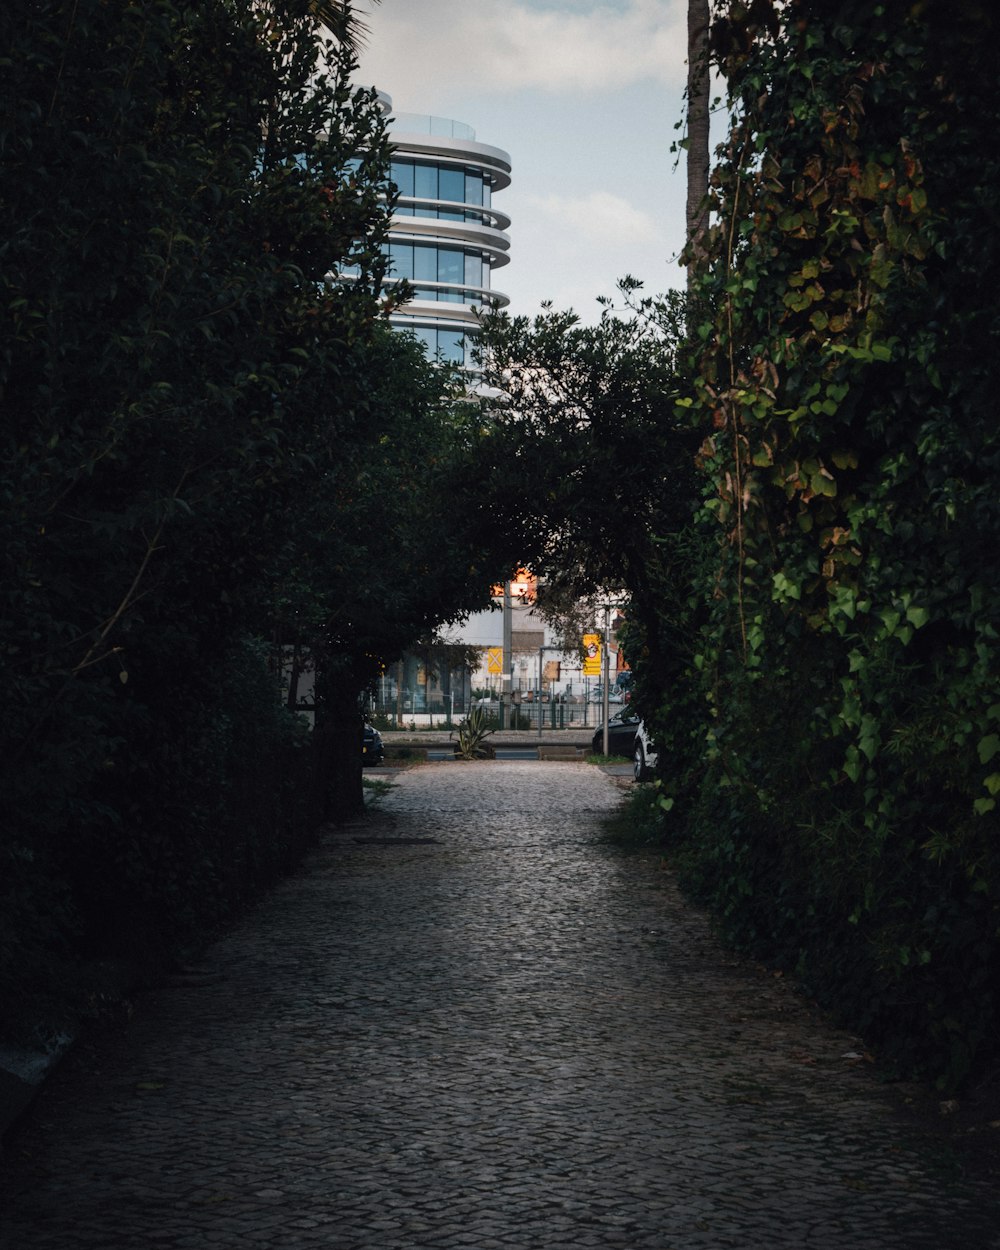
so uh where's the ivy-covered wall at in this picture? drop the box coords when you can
[666,0,1000,1087]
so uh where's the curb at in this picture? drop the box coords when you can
[0,1034,76,1147]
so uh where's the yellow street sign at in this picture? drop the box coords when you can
[487,647,503,674]
[582,634,602,675]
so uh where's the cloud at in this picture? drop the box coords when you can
[499,186,678,323]
[523,189,659,247]
[356,0,688,100]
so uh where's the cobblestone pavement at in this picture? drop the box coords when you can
[2,762,998,1249]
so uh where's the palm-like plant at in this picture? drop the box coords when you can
[455,706,496,760]
[308,0,379,49]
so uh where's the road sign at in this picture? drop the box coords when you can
[487,647,503,674]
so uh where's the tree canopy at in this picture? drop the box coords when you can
[474,284,699,690]
[0,0,520,1039]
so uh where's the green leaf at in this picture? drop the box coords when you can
[773,571,802,601]
[810,471,837,497]
[977,734,1000,765]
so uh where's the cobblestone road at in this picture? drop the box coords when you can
[2,762,998,1249]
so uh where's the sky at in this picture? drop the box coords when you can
[353,0,694,326]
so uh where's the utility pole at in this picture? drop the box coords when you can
[501,580,512,730]
[602,603,611,757]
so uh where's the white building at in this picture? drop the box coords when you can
[381,105,512,368]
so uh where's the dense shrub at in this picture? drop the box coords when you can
[669,0,1000,1088]
[0,0,390,1041]
[0,0,526,1044]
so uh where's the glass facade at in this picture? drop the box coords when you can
[390,160,493,221]
[407,325,467,365]
[383,243,486,302]
[382,245,487,303]
[381,111,510,371]
[391,113,476,141]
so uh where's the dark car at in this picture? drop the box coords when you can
[591,711,640,758]
[362,723,384,766]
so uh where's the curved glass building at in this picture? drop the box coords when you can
[382,108,511,367]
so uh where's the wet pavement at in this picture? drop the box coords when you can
[1,761,998,1249]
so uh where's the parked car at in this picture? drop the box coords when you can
[632,721,658,782]
[590,713,659,781]
[588,684,624,703]
[362,723,384,766]
[591,711,641,758]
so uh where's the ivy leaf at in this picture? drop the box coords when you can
[810,470,837,497]
[977,735,1000,765]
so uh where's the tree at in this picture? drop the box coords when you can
[268,323,526,816]
[0,0,394,1030]
[685,0,712,286]
[474,282,699,735]
[309,0,379,50]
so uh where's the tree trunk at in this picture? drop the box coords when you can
[286,642,301,712]
[686,0,711,289]
[313,664,365,822]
